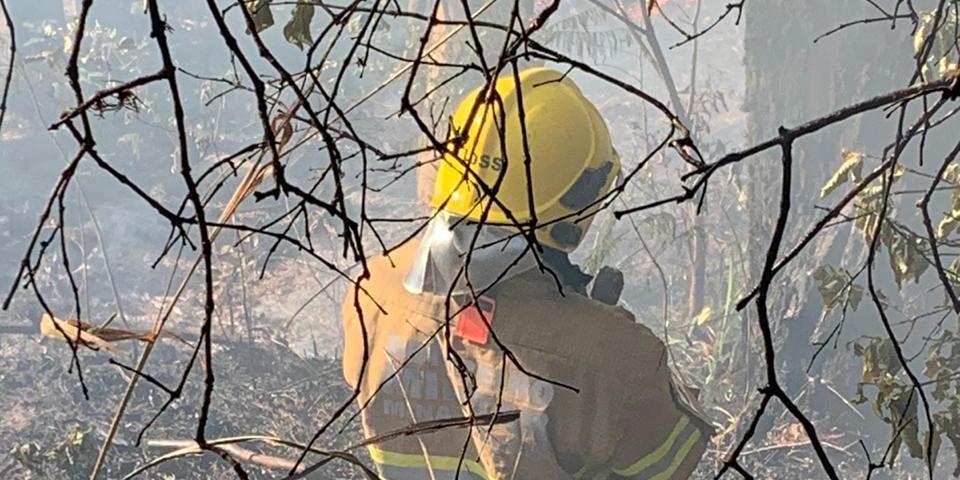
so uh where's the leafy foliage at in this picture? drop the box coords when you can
[936,163,960,238]
[850,338,928,466]
[815,146,960,470]
[820,151,925,288]
[540,7,636,63]
[849,331,960,475]
[914,9,960,80]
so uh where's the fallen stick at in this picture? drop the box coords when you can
[146,439,302,472]
[140,411,520,476]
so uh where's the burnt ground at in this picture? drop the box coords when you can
[0,332,368,480]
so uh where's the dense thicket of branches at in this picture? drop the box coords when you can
[1,1,960,479]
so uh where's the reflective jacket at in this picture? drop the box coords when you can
[342,241,713,479]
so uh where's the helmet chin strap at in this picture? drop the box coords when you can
[404,213,538,296]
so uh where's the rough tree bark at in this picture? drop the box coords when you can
[741,0,912,440]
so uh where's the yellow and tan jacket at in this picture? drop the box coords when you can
[342,242,713,479]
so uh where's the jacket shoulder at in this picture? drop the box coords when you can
[341,242,418,314]
[494,272,669,379]
[340,241,429,388]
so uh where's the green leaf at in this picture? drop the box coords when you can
[890,390,924,461]
[812,265,864,314]
[852,337,902,411]
[937,182,960,239]
[914,10,960,79]
[927,353,949,402]
[284,1,314,51]
[820,149,864,198]
[940,405,960,476]
[244,0,275,35]
[938,214,960,239]
[854,193,892,244]
[943,163,960,185]
[886,233,929,287]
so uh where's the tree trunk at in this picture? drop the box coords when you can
[741,0,912,439]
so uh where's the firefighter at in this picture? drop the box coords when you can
[342,67,713,479]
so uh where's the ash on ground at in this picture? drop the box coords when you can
[0,330,368,480]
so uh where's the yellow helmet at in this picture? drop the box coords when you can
[430,67,620,252]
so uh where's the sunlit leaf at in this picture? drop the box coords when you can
[937,214,960,239]
[886,234,929,287]
[914,10,960,79]
[938,178,960,238]
[820,149,864,198]
[692,306,713,326]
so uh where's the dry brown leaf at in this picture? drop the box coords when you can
[271,111,294,152]
[40,313,120,354]
[216,161,273,228]
[38,314,186,353]
[779,422,807,444]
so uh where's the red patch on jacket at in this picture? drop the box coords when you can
[455,297,496,345]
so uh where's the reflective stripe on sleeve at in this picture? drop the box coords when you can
[368,445,491,480]
[646,429,701,480]
[612,416,702,479]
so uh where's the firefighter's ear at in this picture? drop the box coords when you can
[590,266,624,306]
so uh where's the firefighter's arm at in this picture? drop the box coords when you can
[607,380,712,480]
